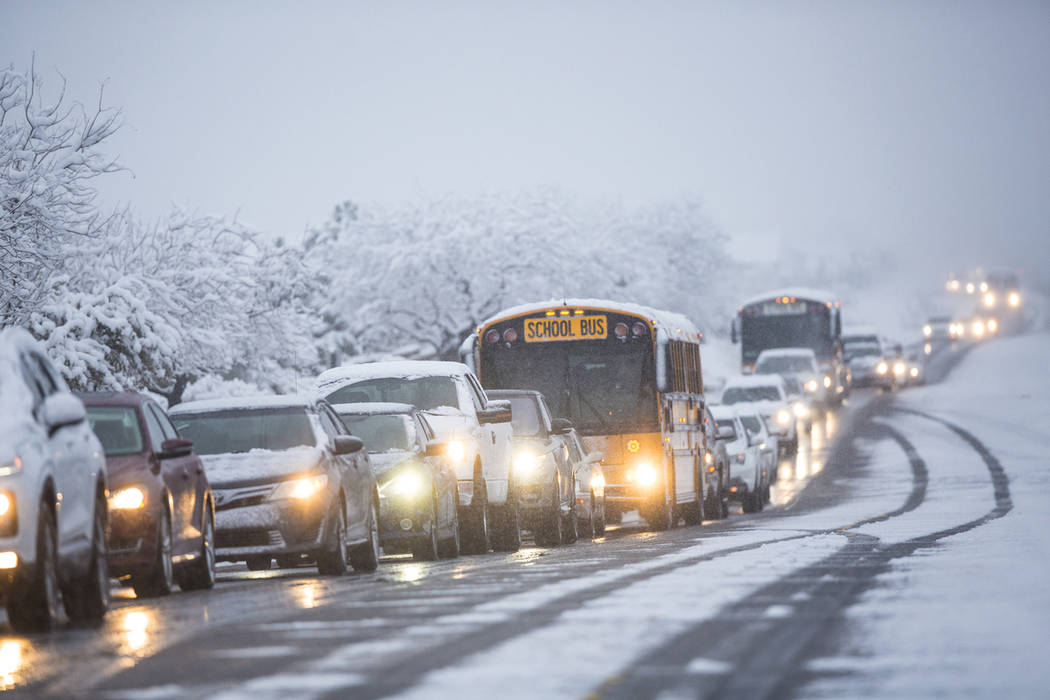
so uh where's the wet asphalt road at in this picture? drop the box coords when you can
[2,343,984,699]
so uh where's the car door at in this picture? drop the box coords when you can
[142,402,193,553]
[417,412,453,528]
[318,405,367,538]
[467,374,513,484]
[148,402,204,553]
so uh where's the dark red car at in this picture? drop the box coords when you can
[79,392,216,597]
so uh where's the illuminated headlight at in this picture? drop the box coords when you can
[983,292,996,308]
[876,361,889,375]
[923,324,932,338]
[628,462,658,487]
[910,366,919,378]
[980,282,988,293]
[704,451,714,465]
[972,320,985,337]
[382,471,424,498]
[589,471,605,490]
[823,375,832,388]
[0,551,17,569]
[110,487,146,510]
[513,449,544,477]
[893,362,906,376]
[987,318,998,333]
[792,402,809,418]
[776,410,791,425]
[445,440,466,465]
[272,474,328,501]
[966,282,975,294]
[924,343,932,355]
[1008,292,1020,307]
[0,493,11,517]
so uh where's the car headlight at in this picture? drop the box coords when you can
[922,324,932,337]
[987,319,998,333]
[876,361,889,375]
[792,402,808,418]
[381,470,425,498]
[0,493,12,517]
[1008,292,1020,307]
[893,362,906,376]
[924,343,932,355]
[983,292,996,308]
[776,409,791,425]
[445,440,466,465]
[972,320,985,337]
[110,487,146,510]
[629,462,658,487]
[910,366,919,378]
[804,379,817,392]
[823,375,832,388]
[272,474,328,501]
[589,471,605,490]
[513,449,544,477]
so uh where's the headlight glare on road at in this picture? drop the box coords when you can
[272,474,328,501]
[513,449,543,477]
[110,487,145,510]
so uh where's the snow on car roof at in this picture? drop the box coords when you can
[169,394,314,414]
[722,374,787,389]
[317,360,470,393]
[330,402,416,416]
[710,404,740,420]
[740,287,839,308]
[475,298,701,340]
[756,348,817,358]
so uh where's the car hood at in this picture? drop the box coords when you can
[201,445,324,488]
[368,450,422,478]
[729,400,786,417]
[103,452,154,482]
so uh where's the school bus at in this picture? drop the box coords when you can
[461,299,710,530]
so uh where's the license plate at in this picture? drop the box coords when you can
[523,315,607,343]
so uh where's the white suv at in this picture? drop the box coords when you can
[0,328,109,631]
[317,361,517,553]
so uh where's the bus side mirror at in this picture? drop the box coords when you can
[730,318,739,344]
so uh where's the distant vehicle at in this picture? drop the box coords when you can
[317,361,518,553]
[712,406,767,513]
[922,315,953,342]
[753,347,823,419]
[898,351,925,387]
[701,405,730,519]
[718,375,798,457]
[563,427,606,538]
[169,396,379,575]
[463,299,710,531]
[0,328,109,631]
[332,403,460,561]
[841,326,894,391]
[81,392,216,596]
[731,288,847,406]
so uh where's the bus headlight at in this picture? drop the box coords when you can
[876,361,889,375]
[910,366,919,378]
[923,324,932,337]
[110,487,146,510]
[1008,292,1020,307]
[513,449,544,478]
[272,475,328,501]
[629,463,658,488]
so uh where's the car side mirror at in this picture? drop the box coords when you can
[550,418,573,435]
[425,440,445,457]
[333,435,364,455]
[478,399,512,424]
[716,425,735,440]
[159,438,194,459]
[40,393,86,436]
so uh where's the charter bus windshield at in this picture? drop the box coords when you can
[461,300,708,530]
[732,288,846,406]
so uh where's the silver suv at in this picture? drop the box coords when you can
[0,328,109,631]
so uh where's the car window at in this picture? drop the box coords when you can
[173,408,316,455]
[739,415,763,435]
[564,433,582,462]
[316,407,345,440]
[326,376,460,411]
[500,396,543,437]
[147,403,179,440]
[536,397,554,432]
[465,375,486,411]
[28,351,61,395]
[87,406,145,456]
[142,403,168,452]
[16,353,46,406]
[337,414,413,453]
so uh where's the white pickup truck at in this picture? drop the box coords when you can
[317,361,517,553]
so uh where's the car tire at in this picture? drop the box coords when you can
[318,497,350,575]
[7,503,60,633]
[534,477,564,547]
[276,554,304,569]
[64,495,110,626]
[644,495,674,531]
[490,497,521,553]
[245,556,272,571]
[741,486,760,514]
[132,509,175,598]
[177,506,216,590]
[412,495,441,561]
[581,494,596,540]
[438,491,460,559]
[593,494,606,536]
[563,501,579,545]
[459,478,490,555]
[349,497,381,572]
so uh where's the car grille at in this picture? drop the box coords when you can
[216,528,283,549]
[214,484,275,511]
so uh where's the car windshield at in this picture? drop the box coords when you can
[755,356,814,373]
[338,414,413,453]
[497,396,543,437]
[326,376,459,411]
[172,408,315,455]
[86,406,144,456]
[721,386,781,403]
[844,342,882,359]
[739,415,763,435]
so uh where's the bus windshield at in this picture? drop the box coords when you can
[740,303,832,364]
[481,341,658,435]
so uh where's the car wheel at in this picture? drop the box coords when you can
[7,503,60,633]
[563,500,579,545]
[643,494,674,531]
[349,497,381,572]
[741,488,759,514]
[65,495,110,625]
[438,491,460,559]
[459,478,490,555]
[490,490,521,553]
[581,494,596,540]
[132,509,175,598]
[245,556,272,571]
[594,494,606,536]
[178,507,217,590]
[318,497,350,575]
[412,495,440,561]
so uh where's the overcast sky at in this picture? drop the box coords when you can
[3,0,1048,276]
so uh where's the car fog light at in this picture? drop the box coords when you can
[0,493,11,517]
[110,487,146,510]
[0,552,17,569]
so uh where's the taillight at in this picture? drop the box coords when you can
[484,329,500,345]
[614,322,629,338]
[503,328,519,343]
[631,322,647,337]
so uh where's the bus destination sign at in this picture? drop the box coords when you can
[523,315,607,343]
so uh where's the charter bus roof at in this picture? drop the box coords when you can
[740,287,840,309]
[476,298,701,341]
